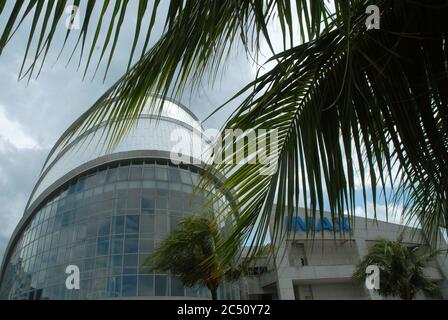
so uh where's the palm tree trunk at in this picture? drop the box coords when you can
[207,280,219,300]
[400,291,414,300]
[210,287,218,300]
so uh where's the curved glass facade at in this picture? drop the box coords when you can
[0,99,240,300]
[0,160,240,300]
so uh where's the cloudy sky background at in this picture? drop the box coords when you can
[0,2,407,263]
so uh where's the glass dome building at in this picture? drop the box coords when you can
[0,97,240,300]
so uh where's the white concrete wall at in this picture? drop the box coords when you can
[299,283,367,300]
[301,241,359,266]
[241,206,448,300]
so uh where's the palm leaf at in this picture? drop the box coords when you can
[0,1,447,263]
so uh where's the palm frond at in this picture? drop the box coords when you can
[201,0,448,263]
[353,238,441,299]
[1,0,447,263]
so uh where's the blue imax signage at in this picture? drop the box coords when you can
[287,216,351,232]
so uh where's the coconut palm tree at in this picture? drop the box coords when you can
[145,215,243,300]
[1,1,447,262]
[353,238,441,300]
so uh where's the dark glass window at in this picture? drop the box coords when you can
[61,211,74,226]
[107,276,122,297]
[127,190,141,209]
[84,174,99,189]
[155,275,168,296]
[155,167,168,181]
[111,235,124,255]
[123,254,138,267]
[106,167,118,183]
[138,275,154,296]
[76,178,86,192]
[129,166,143,180]
[140,216,154,235]
[154,214,168,238]
[118,166,129,181]
[170,215,181,232]
[86,218,98,238]
[97,237,110,256]
[180,171,192,184]
[125,215,139,234]
[138,254,151,274]
[98,217,111,236]
[168,196,183,211]
[141,193,155,210]
[111,255,123,268]
[143,166,155,180]
[168,168,181,182]
[171,277,185,296]
[156,197,167,210]
[123,254,138,275]
[124,235,138,254]
[95,256,108,269]
[97,199,114,212]
[139,238,154,255]
[115,196,127,212]
[112,216,125,235]
[122,275,137,297]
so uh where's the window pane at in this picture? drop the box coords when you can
[106,167,118,183]
[107,276,121,297]
[123,254,138,275]
[125,215,140,234]
[127,190,141,209]
[98,217,111,236]
[138,275,154,296]
[180,171,192,184]
[168,168,181,182]
[155,275,168,296]
[112,216,125,235]
[116,195,127,212]
[171,277,185,296]
[155,167,167,181]
[122,275,137,297]
[154,215,168,239]
[129,166,143,180]
[118,166,129,181]
[143,166,155,180]
[97,199,114,212]
[170,215,181,232]
[111,255,123,268]
[168,196,182,211]
[139,254,152,274]
[140,215,154,235]
[123,254,138,267]
[124,235,138,254]
[111,235,124,255]
[141,194,155,210]
[139,238,154,254]
[156,197,167,210]
[96,237,109,256]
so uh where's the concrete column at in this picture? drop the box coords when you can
[276,277,295,300]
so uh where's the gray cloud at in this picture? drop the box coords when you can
[0,3,254,263]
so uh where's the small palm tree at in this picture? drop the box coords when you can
[2,0,448,260]
[145,215,242,300]
[353,238,441,300]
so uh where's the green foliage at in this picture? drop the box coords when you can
[353,237,441,300]
[144,215,243,299]
[1,1,447,263]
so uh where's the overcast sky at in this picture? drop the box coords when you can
[0,2,406,263]
[0,2,262,263]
